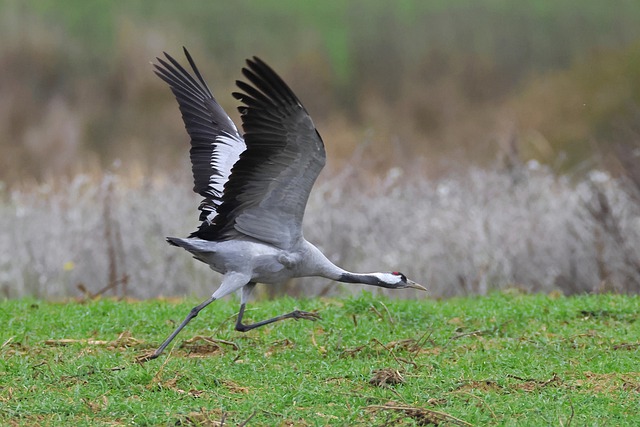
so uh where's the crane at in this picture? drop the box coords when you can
[142,48,425,361]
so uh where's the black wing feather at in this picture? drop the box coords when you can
[193,57,326,248]
[154,48,245,223]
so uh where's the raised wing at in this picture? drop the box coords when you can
[194,57,326,249]
[154,48,246,224]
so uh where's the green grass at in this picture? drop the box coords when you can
[1,292,639,426]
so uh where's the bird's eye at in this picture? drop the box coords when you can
[392,271,407,281]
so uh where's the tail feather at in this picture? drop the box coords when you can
[166,237,182,247]
[166,236,217,253]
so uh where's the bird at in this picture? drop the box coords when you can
[142,47,426,361]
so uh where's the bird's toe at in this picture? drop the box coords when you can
[291,310,322,321]
[135,351,159,363]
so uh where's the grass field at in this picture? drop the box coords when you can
[1,292,639,426]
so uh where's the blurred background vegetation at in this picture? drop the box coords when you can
[3,1,640,298]
[3,0,640,185]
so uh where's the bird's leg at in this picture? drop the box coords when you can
[234,284,321,332]
[137,295,216,362]
[235,305,321,332]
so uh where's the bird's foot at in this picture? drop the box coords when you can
[135,350,160,363]
[235,309,322,332]
[290,310,322,322]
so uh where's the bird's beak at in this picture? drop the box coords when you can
[406,279,427,291]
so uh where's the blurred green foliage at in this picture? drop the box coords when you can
[2,0,640,183]
[19,0,640,81]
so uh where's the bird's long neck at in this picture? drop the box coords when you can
[336,272,382,286]
[302,241,382,286]
[322,264,387,288]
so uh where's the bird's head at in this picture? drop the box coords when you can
[372,272,426,291]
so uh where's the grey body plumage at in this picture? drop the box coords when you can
[142,48,425,361]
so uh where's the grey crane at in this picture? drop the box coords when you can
[143,48,425,361]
